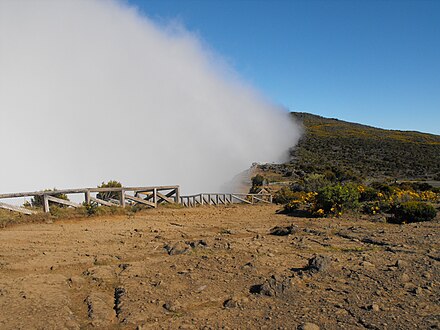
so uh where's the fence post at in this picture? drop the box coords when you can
[175,187,180,204]
[43,194,50,213]
[120,189,126,207]
[85,190,91,204]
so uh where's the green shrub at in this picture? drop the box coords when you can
[96,180,122,201]
[249,174,267,193]
[359,186,378,202]
[370,182,395,195]
[315,184,360,214]
[283,200,302,213]
[323,170,337,182]
[83,203,99,216]
[397,181,433,192]
[31,189,70,208]
[273,187,296,204]
[251,174,265,187]
[391,201,437,223]
[302,173,331,192]
[361,199,393,215]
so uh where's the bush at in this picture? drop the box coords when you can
[280,191,317,214]
[397,181,433,192]
[283,200,302,213]
[96,180,122,201]
[361,199,393,215]
[83,203,99,216]
[370,182,395,195]
[251,174,265,187]
[273,187,296,204]
[359,186,378,202]
[31,189,70,208]
[249,174,267,193]
[315,184,360,215]
[391,201,437,223]
[302,173,331,192]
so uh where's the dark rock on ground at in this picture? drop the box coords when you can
[250,275,291,297]
[163,301,180,312]
[164,241,190,255]
[223,298,239,309]
[307,255,331,273]
[187,239,208,248]
[270,225,297,236]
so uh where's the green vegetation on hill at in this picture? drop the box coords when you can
[255,112,439,222]
[291,112,440,180]
[259,112,440,183]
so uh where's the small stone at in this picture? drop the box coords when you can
[403,282,415,290]
[164,241,189,255]
[223,298,239,309]
[413,287,423,295]
[370,303,380,312]
[308,255,331,272]
[69,276,86,287]
[298,322,320,330]
[422,272,431,279]
[360,261,375,268]
[187,240,208,249]
[195,285,207,293]
[163,301,180,312]
[401,273,410,283]
[250,275,290,297]
[395,260,408,269]
[269,225,297,236]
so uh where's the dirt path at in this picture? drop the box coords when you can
[0,205,438,329]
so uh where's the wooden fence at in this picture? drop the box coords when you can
[0,186,180,214]
[180,193,272,207]
[0,186,273,215]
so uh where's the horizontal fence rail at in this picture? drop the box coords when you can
[0,186,180,214]
[0,186,273,215]
[180,193,272,207]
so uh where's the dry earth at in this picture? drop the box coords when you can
[0,205,438,329]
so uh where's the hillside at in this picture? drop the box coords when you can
[259,112,440,184]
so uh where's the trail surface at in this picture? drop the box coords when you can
[0,205,438,329]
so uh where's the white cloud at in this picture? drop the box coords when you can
[0,0,300,194]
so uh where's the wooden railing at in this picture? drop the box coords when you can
[0,186,180,214]
[180,193,272,207]
[0,186,273,215]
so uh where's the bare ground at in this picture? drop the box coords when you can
[0,204,438,329]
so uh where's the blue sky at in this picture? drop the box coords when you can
[128,0,440,135]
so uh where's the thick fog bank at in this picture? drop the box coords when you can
[0,0,301,194]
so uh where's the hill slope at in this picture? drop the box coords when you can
[259,112,440,183]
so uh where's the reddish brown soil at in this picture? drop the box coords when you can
[0,205,438,329]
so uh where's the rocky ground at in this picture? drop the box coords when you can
[0,204,438,329]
